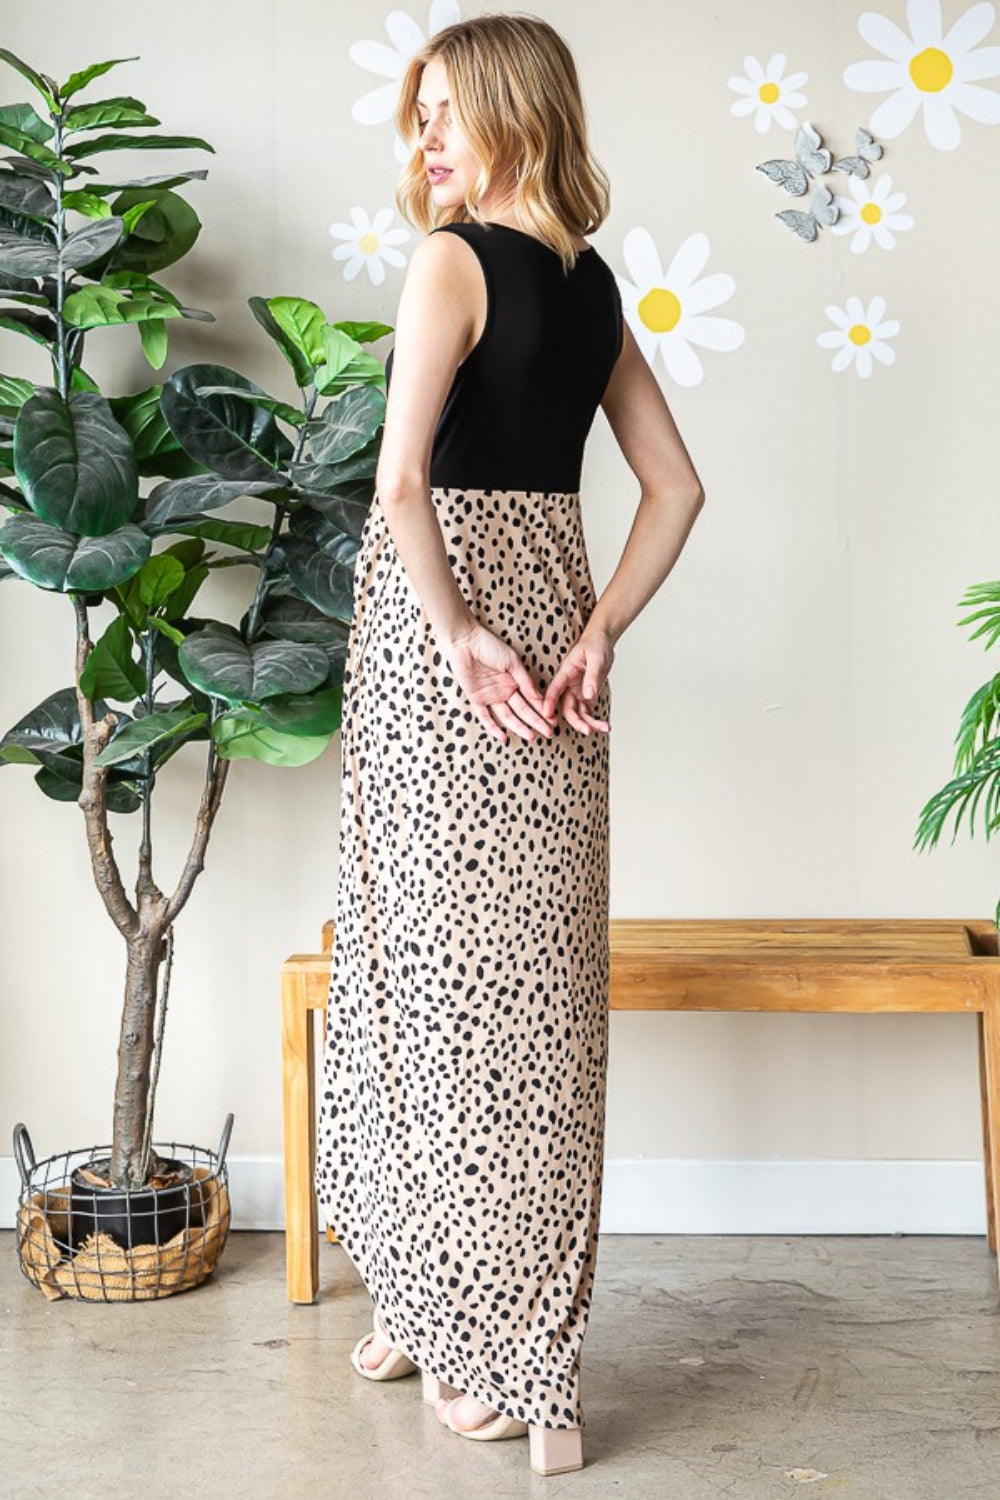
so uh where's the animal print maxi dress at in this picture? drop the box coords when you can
[315,219,623,1432]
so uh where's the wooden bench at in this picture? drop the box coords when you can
[282,917,1000,1303]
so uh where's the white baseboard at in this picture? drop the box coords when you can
[0,1155,988,1235]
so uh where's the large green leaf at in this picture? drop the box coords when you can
[60,57,140,99]
[299,432,380,488]
[266,297,327,368]
[0,685,143,808]
[86,168,208,195]
[60,215,125,270]
[211,713,333,766]
[136,552,185,608]
[138,317,168,368]
[254,685,341,736]
[0,308,56,347]
[0,686,89,765]
[0,103,52,145]
[171,517,273,553]
[304,386,385,465]
[195,385,305,427]
[62,284,187,329]
[78,612,145,701]
[178,624,329,704]
[333,319,394,344]
[288,475,371,533]
[142,474,285,532]
[0,172,54,220]
[0,124,59,169]
[108,384,207,478]
[247,296,312,387]
[256,593,350,649]
[0,49,58,111]
[0,228,58,276]
[313,347,385,398]
[160,363,294,480]
[64,97,158,132]
[14,388,138,534]
[0,374,35,409]
[34,760,142,812]
[283,510,360,620]
[94,705,208,767]
[107,187,201,273]
[0,514,150,590]
[64,132,214,160]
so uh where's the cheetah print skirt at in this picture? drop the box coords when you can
[315,484,611,1431]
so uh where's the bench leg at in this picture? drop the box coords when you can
[978,1008,998,1260]
[282,965,319,1304]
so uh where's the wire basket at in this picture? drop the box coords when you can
[12,1114,234,1303]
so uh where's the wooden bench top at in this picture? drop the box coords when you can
[606,918,1000,1013]
[284,917,1000,1015]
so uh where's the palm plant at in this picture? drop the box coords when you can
[915,581,1000,927]
[0,49,388,1197]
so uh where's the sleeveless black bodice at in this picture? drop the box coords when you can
[384,219,623,492]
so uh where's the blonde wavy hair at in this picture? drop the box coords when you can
[394,14,611,274]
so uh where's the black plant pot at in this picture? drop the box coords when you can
[65,1152,211,1248]
[67,1155,202,1252]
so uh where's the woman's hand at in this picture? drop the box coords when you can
[542,627,614,735]
[441,621,556,745]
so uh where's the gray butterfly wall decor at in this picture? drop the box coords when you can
[756,121,884,242]
[833,127,883,179]
[776,183,839,242]
[757,121,831,196]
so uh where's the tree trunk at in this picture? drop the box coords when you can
[108,899,170,1187]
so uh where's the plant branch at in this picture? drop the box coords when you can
[73,595,140,938]
[164,714,230,925]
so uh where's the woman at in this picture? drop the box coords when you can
[314,13,704,1476]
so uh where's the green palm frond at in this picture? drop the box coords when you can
[953,673,1000,772]
[914,737,1000,852]
[958,580,1000,650]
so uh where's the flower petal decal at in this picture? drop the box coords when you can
[617,228,745,387]
[729,52,809,132]
[817,295,901,376]
[844,0,1000,150]
[329,206,411,285]
[350,1,463,163]
[829,172,915,251]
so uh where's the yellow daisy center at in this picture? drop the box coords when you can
[358,232,380,254]
[758,81,780,104]
[860,203,882,225]
[848,323,871,346]
[909,46,953,92]
[639,287,682,334]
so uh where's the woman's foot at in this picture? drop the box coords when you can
[359,1319,396,1372]
[434,1392,501,1431]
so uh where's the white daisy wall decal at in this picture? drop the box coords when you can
[729,52,809,131]
[350,1,462,164]
[616,228,745,388]
[329,207,411,285]
[843,0,1000,150]
[817,295,901,376]
[829,173,915,251]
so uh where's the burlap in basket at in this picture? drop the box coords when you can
[16,1164,231,1302]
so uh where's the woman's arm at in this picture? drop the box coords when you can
[587,321,706,645]
[369,231,553,744]
[372,231,481,646]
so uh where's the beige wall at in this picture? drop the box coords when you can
[2,2,997,1211]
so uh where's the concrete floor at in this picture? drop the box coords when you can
[3,1229,1000,1499]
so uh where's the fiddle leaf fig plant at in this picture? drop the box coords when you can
[0,50,389,1191]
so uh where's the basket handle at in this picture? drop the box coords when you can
[216,1112,234,1169]
[12,1123,36,1187]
